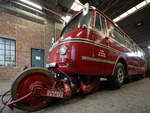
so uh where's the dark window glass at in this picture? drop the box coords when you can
[101,16,106,34]
[126,40,131,49]
[113,28,124,44]
[80,10,92,27]
[62,13,81,36]
[141,50,144,58]
[130,42,135,51]
[134,45,138,53]
[95,14,101,30]
[0,37,16,67]
[111,24,132,49]
[62,10,93,36]
[95,13,106,34]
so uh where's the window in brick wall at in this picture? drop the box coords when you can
[0,37,16,67]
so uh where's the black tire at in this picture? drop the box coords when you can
[110,63,125,89]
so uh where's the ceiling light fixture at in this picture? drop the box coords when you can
[70,0,83,11]
[136,1,146,9]
[113,0,150,23]
[12,1,43,13]
[120,12,128,18]
[61,15,72,23]
[19,0,42,10]
[113,17,121,22]
[146,0,150,3]
[136,21,144,27]
[66,16,72,20]
[127,7,137,14]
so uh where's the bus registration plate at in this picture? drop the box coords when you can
[47,90,63,98]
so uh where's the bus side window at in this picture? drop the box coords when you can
[111,24,125,45]
[95,13,107,34]
[130,41,135,52]
[142,50,145,58]
[133,44,138,54]
[137,47,141,57]
[95,13,101,30]
[126,40,132,50]
[139,48,144,58]
[141,50,144,58]
[101,16,107,34]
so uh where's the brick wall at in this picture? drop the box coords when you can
[0,11,57,80]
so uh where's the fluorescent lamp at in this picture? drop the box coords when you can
[148,46,150,49]
[61,16,71,23]
[146,0,150,3]
[71,3,83,11]
[61,16,66,20]
[113,0,149,22]
[120,12,128,18]
[136,1,146,9]
[70,0,83,11]
[19,0,42,10]
[66,16,71,20]
[113,17,121,22]
[127,7,137,14]
[13,1,42,13]
[73,5,83,11]
[71,2,77,9]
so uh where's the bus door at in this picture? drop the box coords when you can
[92,12,112,75]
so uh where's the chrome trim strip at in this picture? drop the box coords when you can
[128,65,145,70]
[60,37,92,42]
[82,56,115,65]
[52,39,120,53]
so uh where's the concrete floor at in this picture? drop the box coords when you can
[1,78,150,113]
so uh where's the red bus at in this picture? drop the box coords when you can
[49,6,147,88]
[8,5,147,111]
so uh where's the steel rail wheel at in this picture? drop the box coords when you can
[11,67,55,112]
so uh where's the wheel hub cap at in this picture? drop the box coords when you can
[117,68,124,83]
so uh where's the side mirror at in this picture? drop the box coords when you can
[83,3,89,16]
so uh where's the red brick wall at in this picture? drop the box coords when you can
[0,11,56,80]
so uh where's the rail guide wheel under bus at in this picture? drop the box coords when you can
[7,67,73,112]
[10,68,54,111]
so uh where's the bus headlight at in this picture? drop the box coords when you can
[59,45,67,55]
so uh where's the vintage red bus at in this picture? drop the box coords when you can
[7,5,147,112]
[48,6,147,87]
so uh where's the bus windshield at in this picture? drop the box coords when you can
[79,10,92,27]
[62,10,92,36]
